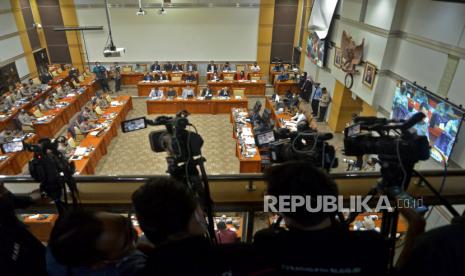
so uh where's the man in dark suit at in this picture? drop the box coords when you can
[150,61,161,72]
[207,61,217,73]
[163,62,173,71]
[143,73,154,81]
[172,62,183,72]
[218,87,230,98]
[201,87,213,98]
[185,61,197,72]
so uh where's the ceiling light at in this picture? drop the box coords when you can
[235,3,240,7]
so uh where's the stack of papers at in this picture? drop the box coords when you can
[110,101,122,106]
[74,147,88,156]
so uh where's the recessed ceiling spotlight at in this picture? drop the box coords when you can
[235,3,240,7]
[208,3,214,7]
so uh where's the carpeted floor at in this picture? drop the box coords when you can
[88,84,448,175]
[93,86,267,175]
[94,97,241,175]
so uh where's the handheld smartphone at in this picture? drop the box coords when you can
[121,117,147,133]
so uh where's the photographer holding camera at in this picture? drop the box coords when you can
[253,161,388,275]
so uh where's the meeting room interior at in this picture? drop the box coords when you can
[1,0,465,275]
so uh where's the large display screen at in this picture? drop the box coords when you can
[307,32,326,68]
[391,81,464,163]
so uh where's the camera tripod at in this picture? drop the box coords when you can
[167,155,216,243]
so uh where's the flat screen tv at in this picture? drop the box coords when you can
[391,80,464,163]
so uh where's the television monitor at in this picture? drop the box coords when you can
[121,117,147,133]
[307,32,326,68]
[390,81,464,163]
[255,130,275,147]
[1,141,24,153]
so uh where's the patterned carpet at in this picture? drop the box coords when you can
[94,97,240,175]
[93,85,267,175]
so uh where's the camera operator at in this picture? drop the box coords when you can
[132,177,255,275]
[47,209,146,276]
[253,161,388,275]
[397,215,465,276]
[0,183,47,276]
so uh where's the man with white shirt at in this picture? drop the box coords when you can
[182,86,195,99]
[250,62,261,72]
[149,88,164,99]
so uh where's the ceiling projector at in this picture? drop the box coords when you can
[103,47,125,57]
[136,8,147,16]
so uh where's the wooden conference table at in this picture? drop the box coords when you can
[32,79,97,138]
[274,80,300,95]
[73,95,133,175]
[146,97,248,115]
[137,81,199,97]
[122,71,200,85]
[207,80,266,96]
[0,134,39,175]
[230,108,262,173]
[265,97,292,128]
[0,88,51,132]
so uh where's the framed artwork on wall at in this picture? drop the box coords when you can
[362,62,376,89]
[334,47,342,68]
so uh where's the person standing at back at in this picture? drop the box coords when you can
[318,87,331,122]
[92,62,110,93]
[113,62,121,92]
[311,82,322,116]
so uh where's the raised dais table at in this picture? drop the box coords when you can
[207,80,266,96]
[146,97,248,115]
[73,95,133,175]
[137,81,199,97]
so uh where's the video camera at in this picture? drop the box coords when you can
[121,111,215,240]
[6,138,79,214]
[269,128,338,171]
[344,112,430,193]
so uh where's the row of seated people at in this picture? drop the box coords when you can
[148,86,239,99]
[4,161,456,275]
[67,93,114,145]
[0,79,47,113]
[16,83,82,132]
[141,72,197,82]
[271,62,300,72]
[126,61,261,73]
[209,70,261,81]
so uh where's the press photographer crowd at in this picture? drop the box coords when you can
[1,108,465,275]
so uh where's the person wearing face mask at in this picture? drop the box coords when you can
[47,209,146,276]
[92,62,111,93]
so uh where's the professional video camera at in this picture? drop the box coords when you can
[121,110,215,239]
[344,112,430,194]
[26,138,78,214]
[269,126,338,171]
